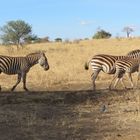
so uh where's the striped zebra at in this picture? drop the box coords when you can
[85,49,140,90]
[127,49,140,57]
[0,51,49,91]
[109,56,140,89]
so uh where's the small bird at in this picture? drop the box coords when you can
[100,105,107,112]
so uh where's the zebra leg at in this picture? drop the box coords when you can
[22,73,29,91]
[120,78,127,89]
[136,67,140,88]
[113,78,120,88]
[91,70,101,90]
[126,73,134,88]
[11,74,21,91]
[109,75,116,90]
[136,73,140,88]
[0,71,1,91]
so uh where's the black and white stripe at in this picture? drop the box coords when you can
[85,49,140,90]
[109,56,140,89]
[0,51,49,91]
[127,49,140,57]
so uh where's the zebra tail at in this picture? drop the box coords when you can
[84,60,90,70]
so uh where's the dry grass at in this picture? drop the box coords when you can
[0,38,140,139]
[0,38,140,91]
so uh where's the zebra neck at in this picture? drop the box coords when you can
[26,56,40,66]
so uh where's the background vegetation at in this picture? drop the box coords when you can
[0,38,139,91]
[92,29,112,39]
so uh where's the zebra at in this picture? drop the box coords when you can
[109,56,140,89]
[127,49,140,57]
[0,51,49,91]
[85,49,140,90]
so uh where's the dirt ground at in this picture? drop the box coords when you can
[0,88,140,140]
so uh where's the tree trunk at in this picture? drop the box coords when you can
[127,31,130,38]
[16,44,19,50]
[16,40,20,50]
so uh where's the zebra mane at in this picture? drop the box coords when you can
[26,51,46,57]
[127,49,140,55]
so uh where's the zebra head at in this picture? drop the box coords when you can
[38,52,49,71]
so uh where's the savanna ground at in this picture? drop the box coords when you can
[0,38,140,139]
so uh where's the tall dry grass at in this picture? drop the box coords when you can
[0,38,140,91]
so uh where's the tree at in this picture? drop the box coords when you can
[0,20,32,49]
[122,26,134,38]
[55,38,62,42]
[92,29,111,39]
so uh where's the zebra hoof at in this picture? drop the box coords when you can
[108,85,114,90]
[24,88,29,92]
[11,88,15,92]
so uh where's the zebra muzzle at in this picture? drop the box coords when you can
[44,65,49,71]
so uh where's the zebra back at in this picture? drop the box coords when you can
[115,56,140,74]
[89,54,125,73]
[0,52,46,75]
[0,55,27,74]
[85,49,140,74]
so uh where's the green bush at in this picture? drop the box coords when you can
[93,29,111,39]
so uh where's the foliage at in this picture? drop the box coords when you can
[92,29,111,39]
[0,20,32,48]
[55,38,62,42]
[25,36,51,44]
[24,34,40,43]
